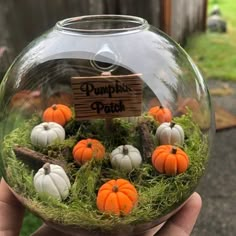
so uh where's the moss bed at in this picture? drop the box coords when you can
[1,112,209,232]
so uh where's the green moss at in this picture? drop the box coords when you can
[68,118,137,152]
[1,112,209,232]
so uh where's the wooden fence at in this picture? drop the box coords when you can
[0,0,207,76]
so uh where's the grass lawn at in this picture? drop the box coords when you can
[20,211,42,236]
[185,0,236,81]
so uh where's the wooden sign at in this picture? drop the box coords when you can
[71,73,142,120]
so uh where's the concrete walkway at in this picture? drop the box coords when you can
[192,80,236,236]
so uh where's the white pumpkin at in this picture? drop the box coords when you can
[34,163,71,200]
[30,122,65,147]
[155,122,184,146]
[110,145,142,172]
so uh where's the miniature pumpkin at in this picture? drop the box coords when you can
[42,104,72,126]
[96,179,138,216]
[110,145,142,172]
[155,122,185,146]
[33,163,71,200]
[72,138,105,165]
[152,145,189,175]
[148,105,172,123]
[30,122,65,147]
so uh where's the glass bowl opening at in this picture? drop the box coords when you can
[56,15,148,34]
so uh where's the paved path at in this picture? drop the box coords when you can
[192,80,236,236]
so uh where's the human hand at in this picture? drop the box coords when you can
[147,192,202,236]
[0,178,201,236]
[0,178,25,236]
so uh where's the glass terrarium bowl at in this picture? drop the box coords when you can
[0,15,214,235]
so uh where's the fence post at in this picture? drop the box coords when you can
[160,0,172,35]
[202,0,208,31]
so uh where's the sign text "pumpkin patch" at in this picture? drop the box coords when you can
[91,100,125,114]
[80,80,132,98]
[71,74,142,120]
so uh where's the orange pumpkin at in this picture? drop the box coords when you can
[152,145,189,175]
[72,138,105,165]
[42,104,72,126]
[96,179,138,216]
[148,105,172,123]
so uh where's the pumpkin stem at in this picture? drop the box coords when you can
[52,104,57,110]
[170,122,176,128]
[43,163,51,175]
[159,105,163,109]
[43,124,49,130]
[123,145,129,155]
[171,146,178,154]
[112,185,119,192]
[87,142,92,148]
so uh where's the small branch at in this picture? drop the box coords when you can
[105,118,113,135]
[138,122,155,161]
[13,145,68,172]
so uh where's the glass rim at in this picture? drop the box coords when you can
[56,15,149,34]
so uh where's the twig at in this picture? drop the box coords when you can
[138,122,155,161]
[13,145,68,172]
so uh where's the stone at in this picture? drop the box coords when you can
[207,15,227,33]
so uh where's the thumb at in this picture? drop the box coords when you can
[156,192,202,236]
[0,178,25,235]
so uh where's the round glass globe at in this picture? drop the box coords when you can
[0,15,214,235]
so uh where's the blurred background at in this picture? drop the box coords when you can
[0,0,235,235]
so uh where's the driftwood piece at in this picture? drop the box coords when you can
[13,145,68,172]
[138,122,155,161]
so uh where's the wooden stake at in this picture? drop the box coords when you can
[139,122,155,160]
[13,145,68,172]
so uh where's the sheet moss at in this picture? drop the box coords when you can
[1,112,209,231]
